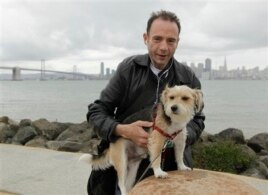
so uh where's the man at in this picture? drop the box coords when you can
[87,10,205,195]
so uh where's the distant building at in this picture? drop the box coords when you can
[196,63,204,78]
[204,58,212,72]
[106,68,110,78]
[100,62,105,78]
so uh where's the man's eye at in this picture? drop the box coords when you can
[153,37,161,42]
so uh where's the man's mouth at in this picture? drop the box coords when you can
[158,54,167,59]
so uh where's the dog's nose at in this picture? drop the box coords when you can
[171,105,178,113]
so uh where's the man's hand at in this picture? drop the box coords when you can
[115,121,152,148]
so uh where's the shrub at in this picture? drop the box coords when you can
[192,141,253,174]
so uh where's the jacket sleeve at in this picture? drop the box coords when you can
[87,62,127,142]
[186,73,206,145]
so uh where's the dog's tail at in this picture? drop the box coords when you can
[79,150,112,170]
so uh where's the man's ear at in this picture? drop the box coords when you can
[143,33,148,45]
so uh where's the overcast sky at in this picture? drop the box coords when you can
[0,0,267,74]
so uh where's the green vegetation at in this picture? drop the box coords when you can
[192,141,254,174]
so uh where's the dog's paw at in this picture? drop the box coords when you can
[178,165,191,171]
[154,168,168,178]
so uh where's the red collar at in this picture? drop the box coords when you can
[152,108,182,140]
[154,125,182,140]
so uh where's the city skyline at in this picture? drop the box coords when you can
[0,56,267,81]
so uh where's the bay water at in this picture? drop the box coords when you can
[0,80,267,138]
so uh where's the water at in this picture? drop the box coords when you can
[0,80,267,138]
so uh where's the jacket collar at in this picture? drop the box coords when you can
[133,54,190,85]
[133,54,150,66]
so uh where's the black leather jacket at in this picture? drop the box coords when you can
[87,54,205,195]
[87,54,205,145]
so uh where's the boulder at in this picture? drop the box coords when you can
[247,133,268,153]
[259,156,268,167]
[32,118,67,140]
[0,123,14,143]
[12,126,37,145]
[46,140,82,152]
[56,121,95,142]
[199,131,212,142]
[242,160,268,179]
[259,149,268,156]
[0,116,9,124]
[25,136,47,148]
[215,128,245,144]
[19,119,32,127]
[0,116,18,126]
[130,170,261,195]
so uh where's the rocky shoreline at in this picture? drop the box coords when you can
[0,116,267,180]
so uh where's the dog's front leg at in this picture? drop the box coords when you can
[148,131,168,178]
[174,132,191,171]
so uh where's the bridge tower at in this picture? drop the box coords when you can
[41,59,46,80]
[12,67,21,81]
[73,65,78,80]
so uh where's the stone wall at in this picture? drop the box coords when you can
[0,116,267,180]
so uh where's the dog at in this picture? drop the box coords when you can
[80,85,203,195]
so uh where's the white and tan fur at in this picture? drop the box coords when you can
[80,85,203,195]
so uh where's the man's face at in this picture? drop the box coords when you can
[144,18,180,70]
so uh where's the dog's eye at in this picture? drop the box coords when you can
[169,96,175,100]
[182,96,189,101]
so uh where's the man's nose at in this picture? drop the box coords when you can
[159,41,168,51]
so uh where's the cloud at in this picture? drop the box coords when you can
[0,0,267,70]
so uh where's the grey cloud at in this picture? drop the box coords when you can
[1,0,267,66]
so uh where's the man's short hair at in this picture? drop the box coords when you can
[146,10,181,34]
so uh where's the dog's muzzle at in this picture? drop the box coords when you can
[171,105,179,114]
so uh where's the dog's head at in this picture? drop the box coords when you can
[160,85,203,123]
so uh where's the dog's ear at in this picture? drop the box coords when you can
[160,85,170,104]
[193,89,204,113]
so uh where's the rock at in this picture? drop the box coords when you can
[0,116,9,124]
[56,121,94,142]
[32,118,67,140]
[130,170,261,195]
[0,123,17,143]
[239,145,256,159]
[46,141,82,152]
[25,136,47,148]
[259,149,268,156]
[0,116,18,125]
[247,133,268,153]
[241,160,268,179]
[199,131,212,142]
[215,128,245,144]
[19,119,32,127]
[12,126,38,145]
[9,123,20,132]
[241,168,266,179]
[259,156,268,167]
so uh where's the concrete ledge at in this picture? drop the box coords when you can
[0,144,90,195]
[130,169,268,195]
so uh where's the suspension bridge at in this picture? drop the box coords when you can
[0,66,99,81]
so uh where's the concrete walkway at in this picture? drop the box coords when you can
[0,144,91,195]
[1,144,267,195]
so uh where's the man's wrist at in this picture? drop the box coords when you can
[115,124,128,138]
